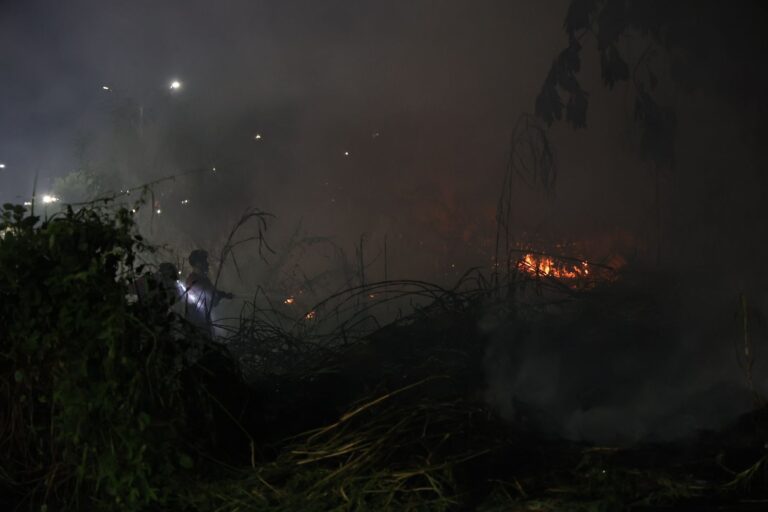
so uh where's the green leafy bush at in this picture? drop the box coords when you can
[0,203,199,510]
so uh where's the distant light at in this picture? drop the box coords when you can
[169,80,182,91]
[23,201,32,206]
[0,163,6,169]
[254,133,262,141]
[372,132,380,138]
[156,209,162,214]
[131,208,137,214]
[212,167,216,172]
[41,194,59,204]
[180,199,190,205]
[284,297,295,305]
[344,151,350,156]
[102,85,110,91]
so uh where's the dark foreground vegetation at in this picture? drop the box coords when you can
[1,202,766,511]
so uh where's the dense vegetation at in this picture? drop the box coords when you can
[0,202,224,510]
[1,202,767,511]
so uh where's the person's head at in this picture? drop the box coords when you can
[188,249,210,275]
[158,262,178,282]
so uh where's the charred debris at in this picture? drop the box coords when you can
[0,190,766,511]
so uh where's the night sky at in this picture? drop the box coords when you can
[0,1,766,291]
[1,0,641,273]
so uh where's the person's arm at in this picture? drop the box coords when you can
[213,288,234,304]
[190,276,233,306]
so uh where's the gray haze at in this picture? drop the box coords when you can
[0,0,615,271]
[1,0,767,442]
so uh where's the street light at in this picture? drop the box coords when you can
[0,163,5,169]
[169,79,182,91]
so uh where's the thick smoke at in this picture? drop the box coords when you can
[1,0,767,442]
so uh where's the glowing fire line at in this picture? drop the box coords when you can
[519,253,589,279]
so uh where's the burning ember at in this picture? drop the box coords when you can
[519,253,590,280]
[284,296,295,305]
[305,310,317,321]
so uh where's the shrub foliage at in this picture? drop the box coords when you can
[0,203,197,510]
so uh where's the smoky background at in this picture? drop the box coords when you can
[1,0,767,442]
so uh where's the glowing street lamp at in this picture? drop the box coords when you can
[41,194,59,204]
[169,79,182,91]
[0,163,5,169]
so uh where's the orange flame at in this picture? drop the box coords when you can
[519,253,590,279]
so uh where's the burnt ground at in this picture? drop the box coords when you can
[183,269,768,511]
